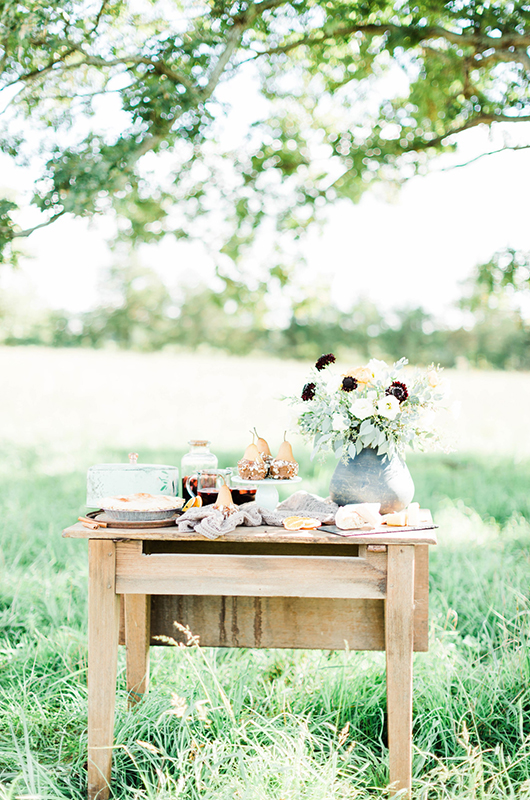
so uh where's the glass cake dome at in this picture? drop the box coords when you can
[86,453,179,508]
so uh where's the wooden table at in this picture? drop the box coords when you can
[63,521,437,800]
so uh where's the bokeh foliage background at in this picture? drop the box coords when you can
[1,0,529,370]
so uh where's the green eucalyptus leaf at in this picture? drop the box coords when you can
[360,420,375,436]
[377,440,389,456]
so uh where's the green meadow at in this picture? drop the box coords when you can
[0,348,529,798]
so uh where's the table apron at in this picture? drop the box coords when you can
[115,541,387,599]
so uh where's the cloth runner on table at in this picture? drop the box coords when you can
[177,491,338,540]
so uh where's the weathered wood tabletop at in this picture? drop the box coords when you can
[64,520,437,544]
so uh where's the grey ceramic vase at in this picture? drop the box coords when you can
[329,447,414,513]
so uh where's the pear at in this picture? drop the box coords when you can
[269,432,298,479]
[238,432,268,480]
[242,431,264,462]
[276,432,296,463]
[253,428,271,457]
[213,480,234,510]
[242,441,263,462]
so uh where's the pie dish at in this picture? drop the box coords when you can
[98,492,184,521]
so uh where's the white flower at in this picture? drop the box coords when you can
[287,414,300,433]
[333,414,347,431]
[350,398,374,420]
[290,355,449,459]
[367,358,389,380]
[326,372,342,394]
[377,394,400,420]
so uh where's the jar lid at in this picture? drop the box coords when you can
[188,439,210,446]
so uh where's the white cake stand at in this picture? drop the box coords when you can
[232,475,302,510]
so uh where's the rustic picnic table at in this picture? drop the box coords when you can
[63,520,437,800]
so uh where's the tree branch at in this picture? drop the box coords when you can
[200,1,286,100]
[5,47,78,87]
[253,20,530,60]
[436,144,530,171]
[330,114,530,192]
[202,23,246,99]
[90,0,110,35]
[3,45,198,94]
[11,210,67,239]
[407,113,530,152]
[67,48,198,92]
[476,47,530,70]
[252,0,288,12]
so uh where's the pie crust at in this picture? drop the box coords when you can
[98,492,184,511]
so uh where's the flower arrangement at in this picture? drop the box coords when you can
[290,354,447,462]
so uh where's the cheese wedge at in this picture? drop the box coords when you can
[382,511,408,527]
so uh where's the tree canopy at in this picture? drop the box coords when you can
[1,0,529,265]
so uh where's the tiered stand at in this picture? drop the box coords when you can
[232,475,302,509]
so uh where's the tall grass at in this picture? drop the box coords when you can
[0,453,529,798]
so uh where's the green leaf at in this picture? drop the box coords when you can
[360,420,375,436]
[322,417,332,433]
[375,428,387,447]
[377,440,389,456]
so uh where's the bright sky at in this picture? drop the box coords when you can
[1,61,529,324]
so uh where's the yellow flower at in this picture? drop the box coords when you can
[345,367,372,384]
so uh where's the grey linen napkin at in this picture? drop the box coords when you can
[177,491,338,540]
[277,491,338,521]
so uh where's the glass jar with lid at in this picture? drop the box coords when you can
[181,440,218,501]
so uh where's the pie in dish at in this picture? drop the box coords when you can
[99,492,184,511]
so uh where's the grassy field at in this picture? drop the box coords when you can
[1,347,529,798]
[2,346,530,470]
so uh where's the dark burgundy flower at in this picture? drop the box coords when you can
[315,353,336,371]
[341,376,358,392]
[385,380,409,403]
[301,382,316,401]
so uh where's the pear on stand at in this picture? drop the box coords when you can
[212,476,238,518]
[237,432,268,480]
[254,427,272,474]
[270,432,299,480]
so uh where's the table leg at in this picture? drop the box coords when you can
[125,594,151,706]
[88,540,120,800]
[385,545,415,798]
